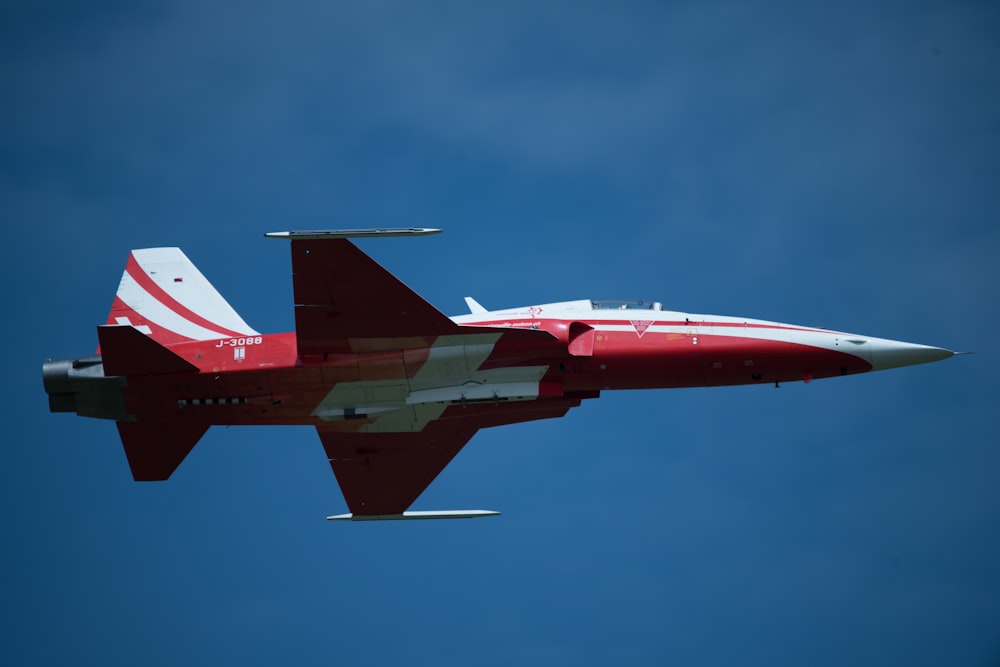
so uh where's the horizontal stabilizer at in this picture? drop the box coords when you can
[117,421,208,481]
[98,325,199,376]
[327,510,500,521]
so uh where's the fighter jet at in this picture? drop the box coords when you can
[42,229,956,520]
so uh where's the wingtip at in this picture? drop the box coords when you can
[265,228,442,240]
[327,510,501,521]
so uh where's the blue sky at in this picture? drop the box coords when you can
[3,1,998,665]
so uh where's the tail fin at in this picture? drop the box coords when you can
[105,247,259,347]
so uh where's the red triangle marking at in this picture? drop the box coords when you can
[630,320,653,338]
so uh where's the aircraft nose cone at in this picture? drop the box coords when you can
[868,338,954,371]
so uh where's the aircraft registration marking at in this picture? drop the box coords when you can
[215,336,264,348]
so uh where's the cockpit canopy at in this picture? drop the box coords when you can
[590,299,664,311]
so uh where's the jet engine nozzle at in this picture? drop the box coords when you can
[42,356,128,420]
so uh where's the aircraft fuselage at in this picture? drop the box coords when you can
[54,300,949,431]
[42,230,955,518]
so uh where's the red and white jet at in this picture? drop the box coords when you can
[43,229,956,520]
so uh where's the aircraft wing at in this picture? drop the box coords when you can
[265,230,578,517]
[317,397,586,517]
[270,228,560,354]
[276,231,465,355]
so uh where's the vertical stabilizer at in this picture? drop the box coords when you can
[105,248,259,346]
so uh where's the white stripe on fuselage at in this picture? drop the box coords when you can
[453,306,872,361]
[312,333,551,432]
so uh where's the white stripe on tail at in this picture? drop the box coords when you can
[106,247,259,346]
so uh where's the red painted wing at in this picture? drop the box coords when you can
[319,422,476,516]
[289,238,461,355]
[290,236,576,513]
[318,397,587,516]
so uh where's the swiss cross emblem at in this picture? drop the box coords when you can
[630,320,653,338]
[527,306,543,317]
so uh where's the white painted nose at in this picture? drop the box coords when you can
[868,337,954,371]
